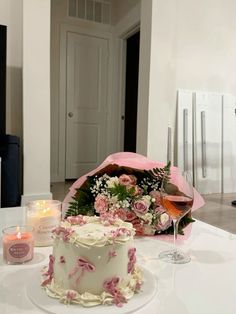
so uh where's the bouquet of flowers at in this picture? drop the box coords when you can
[63,153,203,236]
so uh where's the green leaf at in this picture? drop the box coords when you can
[65,186,95,218]
[108,184,133,201]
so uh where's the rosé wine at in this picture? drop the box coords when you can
[161,195,193,220]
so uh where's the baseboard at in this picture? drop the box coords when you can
[21,192,53,206]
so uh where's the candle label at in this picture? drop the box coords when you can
[34,216,60,243]
[9,243,30,259]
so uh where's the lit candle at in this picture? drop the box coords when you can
[26,200,61,246]
[2,226,34,264]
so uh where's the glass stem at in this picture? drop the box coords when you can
[173,219,180,257]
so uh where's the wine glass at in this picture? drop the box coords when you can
[159,170,194,264]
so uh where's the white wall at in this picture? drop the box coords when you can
[50,0,66,182]
[136,0,152,156]
[22,0,51,203]
[175,0,236,94]
[0,0,23,139]
[111,0,139,25]
[138,0,236,164]
[137,0,177,162]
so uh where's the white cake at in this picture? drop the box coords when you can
[41,215,143,307]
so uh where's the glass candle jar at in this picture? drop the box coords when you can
[26,200,61,246]
[2,226,34,264]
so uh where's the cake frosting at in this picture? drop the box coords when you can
[41,215,143,307]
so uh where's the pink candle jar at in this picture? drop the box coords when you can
[2,226,34,264]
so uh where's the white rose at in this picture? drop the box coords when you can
[160,213,170,225]
[142,195,152,206]
[143,225,155,236]
[106,177,119,188]
[142,213,153,225]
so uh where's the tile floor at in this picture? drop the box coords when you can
[51,181,236,234]
[193,193,236,234]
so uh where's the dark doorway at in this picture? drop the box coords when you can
[124,31,140,152]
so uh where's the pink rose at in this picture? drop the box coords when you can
[114,208,127,221]
[132,218,144,236]
[131,185,142,196]
[133,198,150,215]
[119,174,137,186]
[94,194,109,214]
[154,205,165,214]
[126,211,137,222]
[150,190,161,206]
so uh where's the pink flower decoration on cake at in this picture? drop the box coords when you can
[69,257,95,284]
[135,282,142,291]
[113,291,127,307]
[60,256,66,263]
[100,211,117,225]
[94,194,109,214]
[66,215,86,225]
[103,276,119,293]
[78,258,96,272]
[52,226,74,242]
[107,249,117,262]
[128,248,136,273]
[117,227,131,237]
[66,290,77,302]
[108,227,131,241]
[41,254,55,286]
[103,277,126,307]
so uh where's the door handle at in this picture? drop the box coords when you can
[68,112,73,118]
[183,109,188,171]
[201,111,207,178]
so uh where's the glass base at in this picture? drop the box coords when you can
[159,249,191,264]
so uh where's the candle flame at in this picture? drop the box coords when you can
[16,226,21,239]
[42,207,51,214]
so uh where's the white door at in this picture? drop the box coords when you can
[194,92,222,194]
[222,94,236,193]
[65,32,109,179]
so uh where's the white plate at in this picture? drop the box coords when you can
[26,267,158,314]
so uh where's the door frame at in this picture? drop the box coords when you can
[122,28,140,152]
[114,16,140,151]
[56,23,113,182]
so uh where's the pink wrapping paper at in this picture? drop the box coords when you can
[62,152,205,218]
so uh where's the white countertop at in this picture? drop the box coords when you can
[0,206,236,314]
